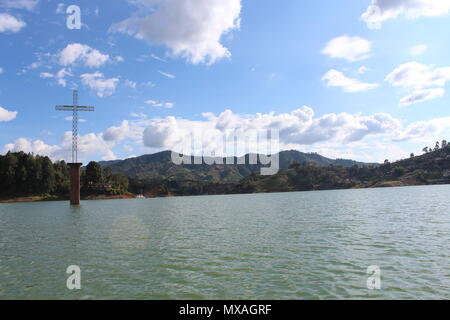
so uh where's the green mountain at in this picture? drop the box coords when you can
[99,150,378,183]
[234,145,450,194]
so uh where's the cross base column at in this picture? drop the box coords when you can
[68,163,82,205]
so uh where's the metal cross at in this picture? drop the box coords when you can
[56,90,94,163]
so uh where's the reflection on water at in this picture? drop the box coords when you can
[0,185,449,299]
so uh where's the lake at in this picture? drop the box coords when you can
[0,185,449,299]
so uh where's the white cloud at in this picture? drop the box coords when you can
[103,120,138,142]
[81,72,119,97]
[40,68,72,87]
[322,69,379,93]
[130,112,147,119]
[0,0,39,11]
[5,107,448,163]
[385,62,450,89]
[0,106,17,122]
[400,88,445,107]
[158,71,175,79]
[0,67,3,74]
[358,66,369,74]
[0,13,26,33]
[393,116,450,142]
[362,0,450,29]
[321,35,371,62]
[111,0,242,65]
[2,132,117,162]
[145,100,174,108]
[386,61,450,105]
[140,107,401,154]
[3,138,60,156]
[65,116,86,123]
[39,72,53,79]
[59,43,111,68]
[151,54,167,62]
[410,44,428,56]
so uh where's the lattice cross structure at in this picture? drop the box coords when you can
[56,90,94,163]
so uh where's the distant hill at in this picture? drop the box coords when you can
[99,150,378,183]
[234,145,450,194]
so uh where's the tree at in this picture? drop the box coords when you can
[423,147,428,154]
[85,161,103,184]
[393,166,406,177]
[410,153,415,158]
[434,141,440,151]
[442,140,448,148]
[110,173,129,192]
[102,166,113,183]
[41,156,56,193]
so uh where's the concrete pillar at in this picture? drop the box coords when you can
[68,163,82,205]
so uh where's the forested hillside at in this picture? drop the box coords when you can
[234,143,450,194]
[1,143,448,201]
[101,150,376,183]
[0,152,129,201]
[128,143,450,197]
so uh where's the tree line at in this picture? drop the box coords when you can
[1,141,449,199]
[0,152,129,199]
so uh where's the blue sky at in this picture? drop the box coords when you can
[1,0,450,163]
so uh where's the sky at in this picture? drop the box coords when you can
[1,0,450,163]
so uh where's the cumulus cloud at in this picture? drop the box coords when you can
[111,0,242,65]
[386,61,450,105]
[322,69,379,93]
[362,0,450,29]
[2,132,116,162]
[81,72,119,97]
[0,0,39,11]
[139,107,401,155]
[393,116,450,142]
[0,13,26,33]
[103,120,140,142]
[59,43,111,68]
[0,106,17,122]
[3,138,60,156]
[5,107,449,163]
[321,35,371,62]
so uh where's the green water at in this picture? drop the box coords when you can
[0,185,449,299]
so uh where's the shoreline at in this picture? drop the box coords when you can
[1,181,449,204]
[0,194,136,204]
